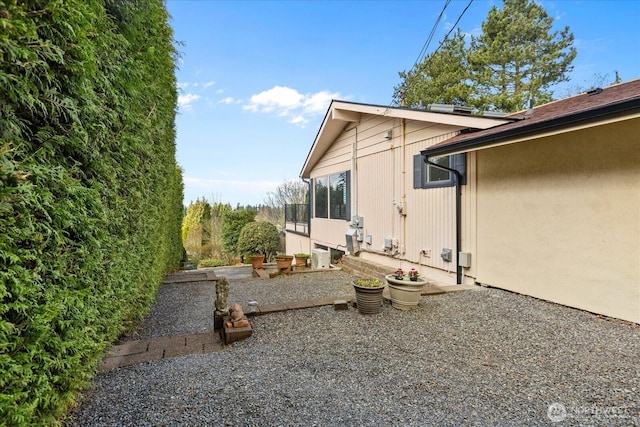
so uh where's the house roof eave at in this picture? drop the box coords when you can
[300,100,511,178]
[421,96,640,158]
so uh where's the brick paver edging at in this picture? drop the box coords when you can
[99,332,223,371]
[99,282,454,371]
[99,297,353,371]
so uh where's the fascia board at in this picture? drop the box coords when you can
[331,101,510,129]
[300,101,510,178]
[422,109,640,158]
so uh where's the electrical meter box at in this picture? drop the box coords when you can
[346,228,360,254]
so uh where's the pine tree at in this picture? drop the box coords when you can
[469,0,576,112]
[394,0,577,113]
[394,30,474,108]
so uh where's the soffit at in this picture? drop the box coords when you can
[300,100,511,178]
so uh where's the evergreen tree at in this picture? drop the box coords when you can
[181,198,211,243]
[221,207,257,256]
[0,1,182,422]
[394,0,577,113]
[394,30,475,108]
[469,0,576,112]
[208,202,232,260]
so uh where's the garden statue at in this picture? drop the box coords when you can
[214,276,229,330]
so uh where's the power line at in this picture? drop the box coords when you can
[410,0,452,72]
[396,0,474,105]
[432,0,473,57]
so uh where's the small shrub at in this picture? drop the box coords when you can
[354,278,385,288]
[197,259,227,268]
[236,221,280,260]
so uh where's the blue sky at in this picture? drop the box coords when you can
[166,0,640,207]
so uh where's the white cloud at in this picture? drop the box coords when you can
[303,91,338,113]
[203,81,215,88]
[243,86,340,127]
[178,93,200,110]
[289,115,308,126]
[218,97,240,104]
[244,86,304,113]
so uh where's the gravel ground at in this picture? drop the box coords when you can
[68,270,640,426]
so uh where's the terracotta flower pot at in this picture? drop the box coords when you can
[250,254,265,269]
[275,255,294,272]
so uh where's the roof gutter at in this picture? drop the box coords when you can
[423,97,640,157]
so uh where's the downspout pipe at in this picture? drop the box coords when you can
[424,156,462,285]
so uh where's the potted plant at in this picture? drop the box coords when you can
[352,278,386,314]
[249,254,265,269]
[294,253,310,268]
[237,221,280,270]
[385,268,428,310]
[275,253,294,272]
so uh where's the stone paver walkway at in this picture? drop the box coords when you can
[99,332,223,370]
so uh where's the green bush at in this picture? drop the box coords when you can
[197,259,228,268]
[0,1,182,425]
[236,221,280,260]
[221,208,257,256]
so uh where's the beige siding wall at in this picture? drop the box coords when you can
[310,113,469,283]
[475,118,640,323]
[310,126,353,178]
[285,232,311,257]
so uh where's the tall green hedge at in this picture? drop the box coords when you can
[0,1,183,425]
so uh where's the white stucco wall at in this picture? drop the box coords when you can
[475,118,640,323]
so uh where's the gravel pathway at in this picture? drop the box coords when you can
[68,270,639,426]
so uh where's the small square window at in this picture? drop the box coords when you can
[427,156,452,183]
[413,153,466,189]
